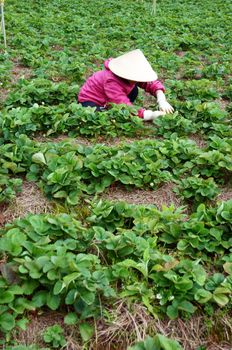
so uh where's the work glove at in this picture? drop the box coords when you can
[156,90,174,114]
[143,110,166,121]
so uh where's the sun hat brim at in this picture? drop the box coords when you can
[108,49,157,82]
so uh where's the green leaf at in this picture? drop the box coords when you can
[213,287,230,306]
[223,262,232,275]
[194,289,212,304]
[63,272,80,287]
[53,281,65,295]
[32,152,47,165]
[16,317,29,330]
[177,240,188,251]
[47,269,58,281]
[65,289,78,305]
[80,290,95,305]
[213,294,229,307]
[0,291,14,304]
[79,322,94,342]
[32,291,47,307]
[178,300,196,314]
[21,280,39,295]
[220,211,231,220]
[0,312,15,331]
[64,312,78,325]
[128,336,156,350]
[167,304,178,319]
[47,293,61,310]
[154,333,183,350]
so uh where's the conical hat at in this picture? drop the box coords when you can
[108,49,157,82]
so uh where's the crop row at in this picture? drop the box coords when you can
[0,198,231,334]
[0,135,231,206]
[0,78,231,141]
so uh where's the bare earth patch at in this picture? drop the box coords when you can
[217,187,232,202]
[33,133,95,146]
[175,51,186,58]
[188,134,207,148]
[0,88,9,104]
[51,45,64,51]
[33,133,161,147]
[12,312,68,349]
[103,182,182,209]
[0,59,32,104]
[11,59,32,85]
[1,181,53,225]
[215,97,230,111]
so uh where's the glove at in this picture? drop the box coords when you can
[143,110,166,121]
[156,90,174,114]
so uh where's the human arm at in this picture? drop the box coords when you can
[138,80,165,95]
[138,81,174,114]
[156,90,174,114]
[104,79,166,120]
[142,110,166,121]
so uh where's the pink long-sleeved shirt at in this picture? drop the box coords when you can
[78,59,165,118]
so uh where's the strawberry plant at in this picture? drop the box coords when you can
[154,112,196,137]
[208,135,232,155]
[67,103,144,138]
[167,79,220,102]
[43,324,66,348]
[128,334,183,350]
[0,175,22,203]
[177,200,232,259]
[4,78,78,107]
[173,176,219,203]
[192,149,232,178]
[0,54,12,88]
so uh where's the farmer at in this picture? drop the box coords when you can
[78,49,174,121]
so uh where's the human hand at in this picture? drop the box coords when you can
[143,110,166,121]
[156,90,174,114]
[158,100,174,114]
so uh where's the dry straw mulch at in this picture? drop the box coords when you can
[103,182,182,210]
[11,303,232,350]
[1,181,53,226]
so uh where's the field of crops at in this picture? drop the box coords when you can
[0,0,231,349]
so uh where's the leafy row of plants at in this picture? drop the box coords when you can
[1,80,230,142]
[0,199,231,335]
[1,105,144,142]
[27,137,231,205]
[0,135,230,206]
[154,101,231,139]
